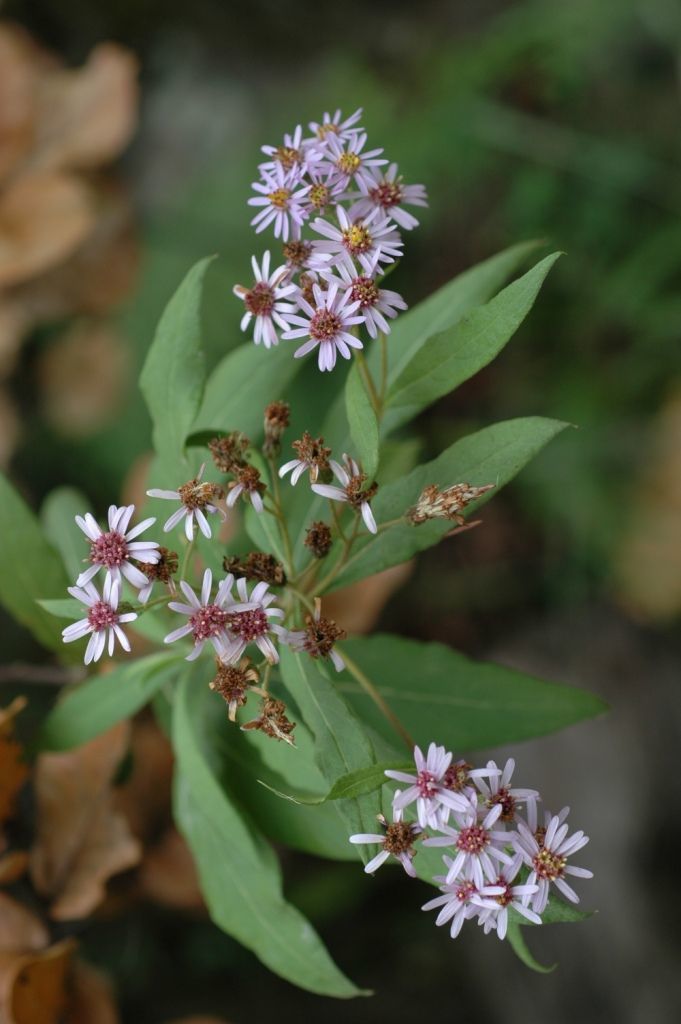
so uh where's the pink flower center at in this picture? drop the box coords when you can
[416,770,438,798]
[350,275,379,308]
[190,605,228,642]
[310,308,342,341]
[455,881,476,902]
[494,879,514,907]
[532,847,566,881]
[369,181,403,209]
[456,825,489,855]
[341,223,372,255]
[90,531,128,568]
[229,607,269,641]
[87,600,118,632]
[245,282,275,317]
[488,786,517,822]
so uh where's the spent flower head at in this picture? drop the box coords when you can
[241,696,296,746]
[407,482,495,526]
[312,453,378,533]
[147,464,225,542]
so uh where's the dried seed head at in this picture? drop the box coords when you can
[209,432,251,474]
[135,546,178,585]
[177,478,224,511]
[223,552,286,586]
[442,759,473,793]
[300,611,346,660]
[377,814,421,856]
[407,482,495,526]
[291,432,331,482]
[304,521,333,559]
[283,239,313,268]
[263,401,290,458]
[298,272,316,306]
[344,471,378,512]
[228,464,266,503]
[209,658,258,721]
[241,697,296,746]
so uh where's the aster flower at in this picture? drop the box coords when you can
[248,164,310,242]
[281,282,364,372]
[223,577,290,665]
[226,465,266,514]
[164,569,235,662]
[385,743,473,830]
[233,251,298,349]
[348,162,428,230]
[310,206,403,275]
[136,546,178,605]
[279,431,331,485]
[321,260,407,338]
[473,758,539,827]
[424,803,512,890]
[62,577,137,665]
[349,799,422,877]
[308,107,364,143]
[311,453,378,533]
[513,812,592,914]
[147,465,224,542]
[287,598,346,672]
[473,855,541,939]
[281,239,315,272]
[422,870,505,939]
[259,124,323,177]
[301,168,346,217]
[75,504,159,595]
[321,132,387,190]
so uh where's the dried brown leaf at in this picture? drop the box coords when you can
[66,960,120,1024]
[0,851,28,887]
[0,698,28,826]
[114,718,174,842]
[0,893,48,954]
[137,828,204,911]
[0,938,75,1024]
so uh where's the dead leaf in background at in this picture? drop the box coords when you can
[0,172,94,288]
[0,938,75,1024]
[36,319,131,437]
[67,960,120,1024]
[164,1018,231,1024]
[0,698,28,826]
[0,893,48,954]
[30,722,141,921]
[0,851,28,886]
[322,561,413,635]
[0,25,39,184]
[137,828,204,911]
[114,718,174,842]
[614,386,681,622]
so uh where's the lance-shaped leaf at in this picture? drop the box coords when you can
[172,667,365,997]
[257,760,411,806]
[39,652,182,751]
[0,472,74,656]
[384,253,561,429]
[337,634,606,751]
[140,257,213,462]
[327,416,569,590]
[345,361,379,478]
[279,647,382,846]
[507,899,594,973]
[41,486,92,580]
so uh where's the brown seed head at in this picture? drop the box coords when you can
[135,546,178,585]
[344,471,378,512]
[291,432,331,482]
[228,464,266,502]
[407,482,495,526]
[223,552,286,586]
[208,432,251,474]
[283,240,313,268]
[443,760,472,793]
[304,521,333,559]
[209,658,259,721]
[300,612,346,660]
[241,697,296,746]
[177,478,224,511]
[263,400,290,458]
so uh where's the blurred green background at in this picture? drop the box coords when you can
[3,0,681,1020]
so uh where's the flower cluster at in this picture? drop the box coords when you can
[234,108,426,371]
[350,744,592,942]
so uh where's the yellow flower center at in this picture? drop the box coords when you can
[337,152,361,175]
[267,188,290,209]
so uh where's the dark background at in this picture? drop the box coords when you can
[3,0,681,1020]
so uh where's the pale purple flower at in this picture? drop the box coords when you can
[222,577,290,665]
[147,464,224,542]
[311,453,378,533]
[310,205,403,275]
[513,812,592,914]
[259,124,323,178]
[233,251,298,348]
[300,167,347,218]
[472,855,541,939]
[422,870,505,939]
[348,162,428,230]
[75,504,159,596]
[424,803,512,890]
[164,569,235,662]
[385,743,472,830]
[308,107,364,144]
[281,281,364,372]
[321,260,406,338]
[473,758,539,827]
[349,799,422,877]
[248,164,310,242]
[62,577,137,665]
[321,132,388,190]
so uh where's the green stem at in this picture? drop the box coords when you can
[379,332,388,407]
[267,456,295,575]
[313,515,361,595]
[338,648,415,752]
[356,349,381,417]
[180,538,195,582]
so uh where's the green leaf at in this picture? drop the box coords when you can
[173,667,365,997]
[337,634,606,751]
[257,760,411,806]
[506,898,594,972]
[386,253,561,426]
[41,487,91,580]
[330,416,569,589]
[279,647,382,846]
[36,598,82,619]
[345,361,379,478]
[506,919,556,973]
[0,472,73,655]
[140,257,213,462]
[39,652,182,751]
[192,341,302,440]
